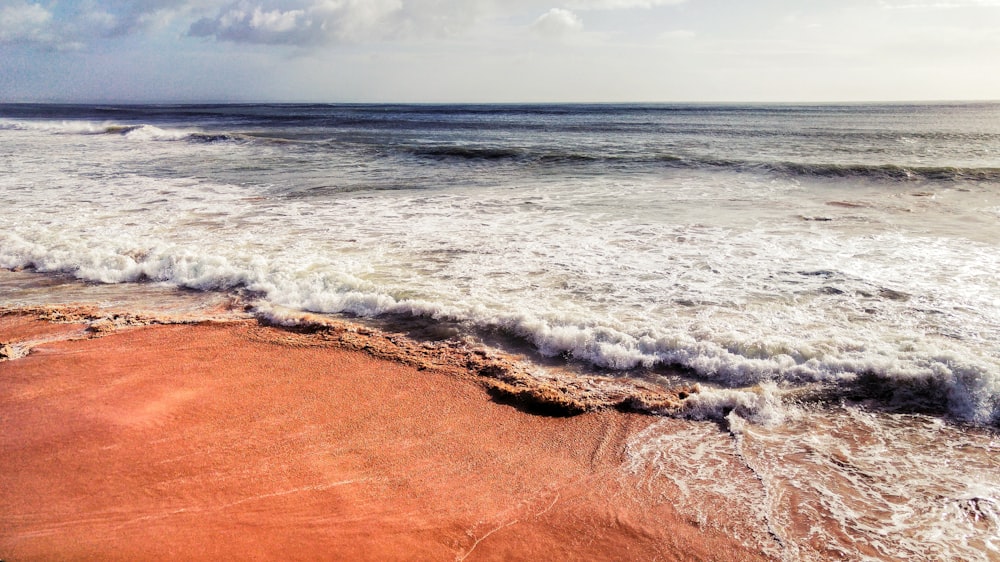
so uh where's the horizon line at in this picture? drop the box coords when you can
[2,98,998,106]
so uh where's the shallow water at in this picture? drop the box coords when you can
[627,407,1000,561]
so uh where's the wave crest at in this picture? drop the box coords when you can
[0,118,247,143]
[391,142,1000,182]
[2,231,997,426]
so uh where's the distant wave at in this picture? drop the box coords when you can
[106,124,250,143]
[756,162,1000,182]
[5,116,1000,182]
[407,145,528,160]
[0,119,248,143]
[399,143,1000,182]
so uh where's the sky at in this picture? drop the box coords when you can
[1,0,998,103]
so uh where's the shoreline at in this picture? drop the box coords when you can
[1,305,767,560]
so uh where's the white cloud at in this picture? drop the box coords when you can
[0,0,210,49]
[245,7,299,33]
[656,29,695,40]
[190,0,468,45]
[187,0,693,46]
[566,0,687,9]
[63,0,206,38]
[0,1,53,44]
[1,0,691,50]
[879,0,1000,8]
[531,8,583,37]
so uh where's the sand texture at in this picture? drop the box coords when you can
[1,310,766,561]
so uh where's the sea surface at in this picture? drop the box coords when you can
[2,102,999,560]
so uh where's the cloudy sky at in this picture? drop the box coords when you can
[1,0,998,102]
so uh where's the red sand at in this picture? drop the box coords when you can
[1,315,767,561]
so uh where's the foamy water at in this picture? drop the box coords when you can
[627,408,1000,561]
[2,103,999,559]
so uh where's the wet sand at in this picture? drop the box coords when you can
[1,310,766,561]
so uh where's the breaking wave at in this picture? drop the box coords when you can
[0,119,246,143]
[1,234,997,426]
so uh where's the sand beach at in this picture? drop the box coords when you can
[1,304,765,561]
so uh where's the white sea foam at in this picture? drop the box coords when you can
[0,118,135,135]
[627,407,1000,560]
[740,408,1000,560]
[2,213,998,424]
[120,124,193,141]
[624,419,780,554]
[0,118,199,141]
[0,119,109,134]
[676,383,788,426]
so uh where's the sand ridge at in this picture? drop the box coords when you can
[1,304,697,417]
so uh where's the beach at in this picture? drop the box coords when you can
[1,303,766,561]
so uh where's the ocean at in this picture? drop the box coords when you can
[1,102,998,560]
